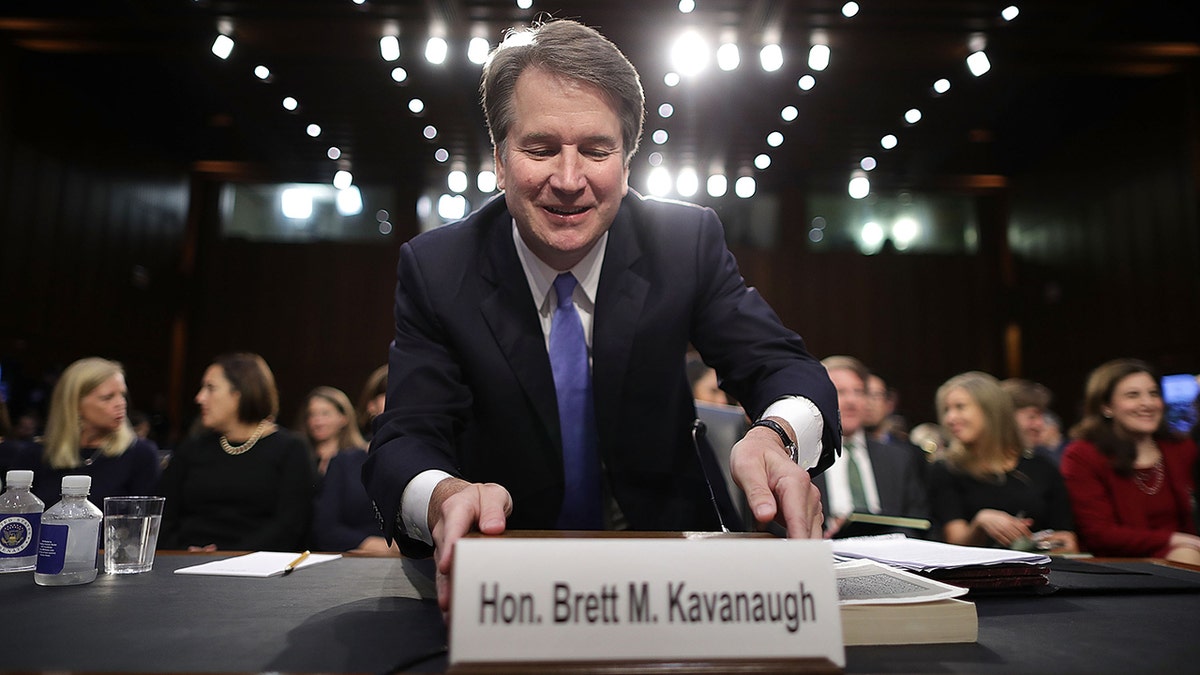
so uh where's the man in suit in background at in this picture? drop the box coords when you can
[815,356,928,537]
[364,18,841,611]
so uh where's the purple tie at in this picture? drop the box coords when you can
[549,273,602,529]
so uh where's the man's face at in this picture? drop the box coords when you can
[1013,405,1046,450]
[864,374,891,427]
[496,68,630,271]
[828,367,866,436]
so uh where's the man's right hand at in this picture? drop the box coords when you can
[429,477,513,616]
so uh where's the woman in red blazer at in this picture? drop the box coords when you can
[1061,359,1200,562]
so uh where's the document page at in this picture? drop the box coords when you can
[835,559,969,605]
[832,534,1050,572]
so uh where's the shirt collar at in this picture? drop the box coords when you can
[512,223,608,310]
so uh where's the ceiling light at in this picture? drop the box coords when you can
[254,65,270,80]
[391,67,408,83]
[658,103,675,118]
[447,170,468,194]
[734,176,756,198]
[860,156,877,171]
[716,43,740,71]
[842,2,860,18]
[880,134,898,150]
[798,75,816,91]
[1002,6,1020,21]
[434,148,449,162]
[860,221,884,252]
[333,170,353,190]
[379,35,400,62]
[848,172,870,199]
[437,194,467,220]
[754,154,771,170]
[933,78,951,94]
[425,37,448,64]
[211,35,234,60]
[678,0,696,13]
[408,98,425,114]
[781,105,798,122]
[647,167,672,197]
[516,0,533,8]
[282,97,298,111]
[904,108,922,124]
[336,186,363,216]
[759,44,783,72]
[664,72,680,87]
[808,44,830,72]
[967,51,991,76]
[327,147,341,160]
[467,37,490,65]
[647,152,663,167]
[670,31,709,76]
[893,217,919,249]
[766,131,784,147]
[652,129,669,144]
[676,168,699,197]
[280,187,312,219]
[306,124,321,137]
[423,125,437,139]
[477,170,497,193]
[706,174,728,198]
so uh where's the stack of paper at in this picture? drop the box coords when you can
[832,534,1051,593]
[174,551,341,578]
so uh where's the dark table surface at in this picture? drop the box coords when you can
[1,553,1198,674]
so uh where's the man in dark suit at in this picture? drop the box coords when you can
[815,356,929,537]
[364,18,840,610]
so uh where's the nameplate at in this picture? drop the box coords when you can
[448,536,844,668]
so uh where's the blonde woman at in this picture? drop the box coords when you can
[928,371,1078,552]
[299,387,365,477]
[17,357,160,507]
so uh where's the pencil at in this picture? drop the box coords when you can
[282,550,311,576]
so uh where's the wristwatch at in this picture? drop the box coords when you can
[750,418,799,464]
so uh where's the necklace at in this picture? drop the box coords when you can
[220,420,268,456]
[1132,458,1165,495]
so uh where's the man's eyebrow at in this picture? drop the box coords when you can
[515,131,620,146]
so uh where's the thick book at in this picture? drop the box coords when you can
[841,597,978,646]
[834,512,932,539]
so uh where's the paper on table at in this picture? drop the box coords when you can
[835,559,969,605]
[831,534,1050,572]
[174,551,342,577]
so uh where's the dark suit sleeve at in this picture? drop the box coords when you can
[365,239,472,557]
[684,207,840,473]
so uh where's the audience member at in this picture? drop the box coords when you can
[299,386,366,477]
[157,353,315,551]
[686,354,732,407]
[312,444,397,554]
[815,356,928,537]
[1000,378,1061,465]
[1060,359,1199,562]
[14,358,159,507]
[863,374,897,443]
[1040,410,1067,460]
[356,365,388,442]
[928,371,1078,551]
[363,19,840,614]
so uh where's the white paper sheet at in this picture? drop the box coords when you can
[173,551,341,577]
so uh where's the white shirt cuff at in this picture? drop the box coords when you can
[761,396,825,470]
[401,469,453,546]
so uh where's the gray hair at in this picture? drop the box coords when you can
[480,18,644,164]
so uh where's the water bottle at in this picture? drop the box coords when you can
[0,470,45,572]
[34,475,102,586]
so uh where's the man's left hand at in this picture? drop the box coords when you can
[729,422,824,538]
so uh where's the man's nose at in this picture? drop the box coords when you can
[549,148,587,192]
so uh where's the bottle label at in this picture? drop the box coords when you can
[36,523,69,575]
[0,514,40,557]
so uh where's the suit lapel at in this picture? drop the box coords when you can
[592,201,647,441]
[477,209,561,451]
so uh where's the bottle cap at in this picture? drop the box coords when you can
[61,475,92,495]
[5,469,34,488]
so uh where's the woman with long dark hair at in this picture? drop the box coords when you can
[1061,359,1199,562]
